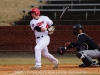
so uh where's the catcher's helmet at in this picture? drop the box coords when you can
[72,24,83,35]
[28,8,40,16]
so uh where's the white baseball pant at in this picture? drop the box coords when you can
[34,35,57,67]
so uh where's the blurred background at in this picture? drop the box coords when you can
[0,0,100,54]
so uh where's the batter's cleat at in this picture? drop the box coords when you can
[53,59,60,69]
[30,66,41,70]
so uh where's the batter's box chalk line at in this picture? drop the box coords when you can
[9,70,87,75]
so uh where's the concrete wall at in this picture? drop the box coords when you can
[0,25,100,53]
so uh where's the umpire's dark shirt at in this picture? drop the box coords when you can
[68,33,100,51]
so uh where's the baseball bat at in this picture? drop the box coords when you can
[53,6,69,26]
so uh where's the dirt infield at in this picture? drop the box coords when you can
[0,64,100,75]
[0,53,100,75]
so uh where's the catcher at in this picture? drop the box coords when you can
[57,24,100,67]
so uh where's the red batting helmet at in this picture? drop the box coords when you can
[28,8,40,16]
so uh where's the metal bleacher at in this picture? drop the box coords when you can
[14,0,100,25]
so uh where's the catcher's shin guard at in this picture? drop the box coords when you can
[76,52,93,66]
[97,58,100,65]
[81,55,93,66]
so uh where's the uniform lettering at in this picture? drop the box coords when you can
[37,21,44,26]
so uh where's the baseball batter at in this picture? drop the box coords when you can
[57,24,100,67]
[28,8,59,70]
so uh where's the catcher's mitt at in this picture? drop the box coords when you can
[57,47,66,55]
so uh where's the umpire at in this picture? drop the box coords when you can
[57,24,100,67]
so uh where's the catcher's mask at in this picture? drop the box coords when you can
[28,8,40,16]
[72,24,83,35]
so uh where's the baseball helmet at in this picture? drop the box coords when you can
[28,8,40,16]
[72,24,83,35]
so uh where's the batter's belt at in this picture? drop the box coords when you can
[36,35,43,39]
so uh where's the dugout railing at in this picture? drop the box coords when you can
[14,0,100,25]
[14,8,100,25]
[29,4,100,9]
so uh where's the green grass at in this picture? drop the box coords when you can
[0,53,97,65]
[0,58,34,65]
[0,55,81,65]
